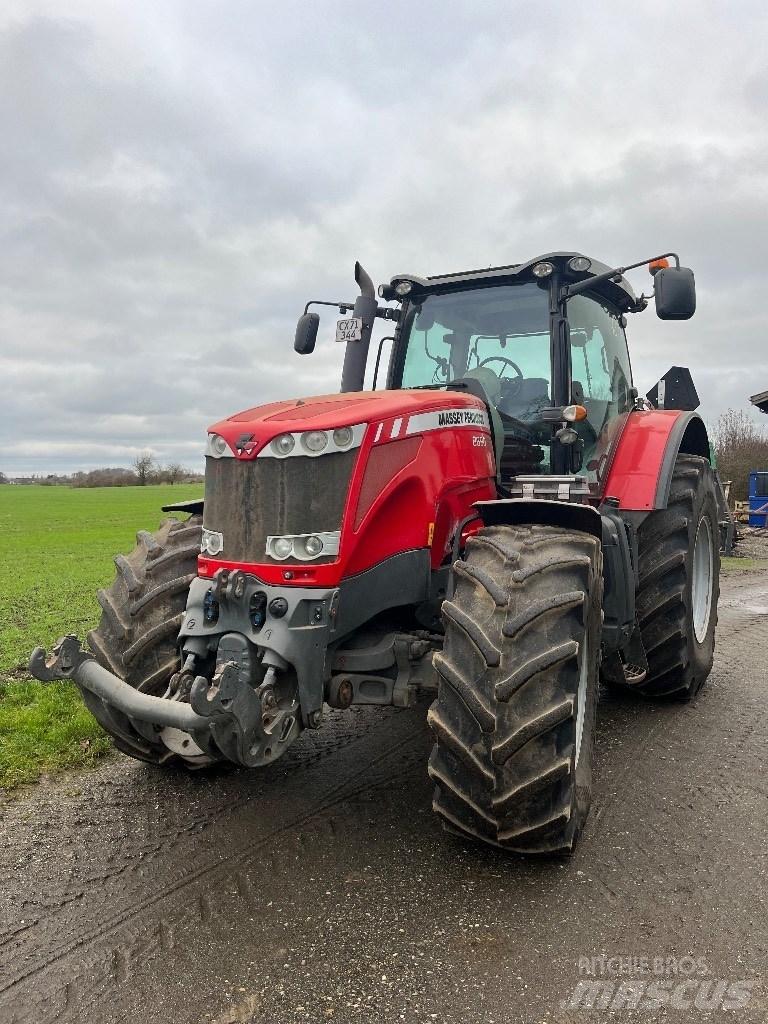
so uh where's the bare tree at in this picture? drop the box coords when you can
[164,462,185,485]
[132,451,156,486]
[712,409,768,502]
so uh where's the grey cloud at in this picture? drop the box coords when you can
[1,2,767,475]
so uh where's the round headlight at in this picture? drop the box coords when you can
[302,430,328,453]
[210,433,228,457]
[271,537,293,559]
[532,261,555,278]
[304,535,324,557]
[568,256,592,273]
[333,426,354,449]
[394,280,413,296]
[271,433,295,456]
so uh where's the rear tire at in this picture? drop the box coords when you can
[428,524,602,855]
[87,515,212,765]
[632,454,720,700]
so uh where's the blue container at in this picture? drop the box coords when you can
[748,471,768,527]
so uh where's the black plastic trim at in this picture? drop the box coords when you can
[474,498,602,538]
[161,498,204,515]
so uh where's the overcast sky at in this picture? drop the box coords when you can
[1,1,767,475]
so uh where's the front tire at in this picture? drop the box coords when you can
[428,524,602,855]
[87,515,215,765]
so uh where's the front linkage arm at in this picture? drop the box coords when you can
[28,636,280,766]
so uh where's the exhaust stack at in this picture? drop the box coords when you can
[340,261,378,393]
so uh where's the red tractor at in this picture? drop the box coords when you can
[31,251,722,854]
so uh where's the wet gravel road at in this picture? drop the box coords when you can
[1,570,766,1023]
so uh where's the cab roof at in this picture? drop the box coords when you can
[389,252,640,314]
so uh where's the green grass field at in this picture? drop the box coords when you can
[0,484,200,790]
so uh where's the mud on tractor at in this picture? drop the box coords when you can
[31,251,723,854]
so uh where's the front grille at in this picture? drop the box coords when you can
[203,451,357,564]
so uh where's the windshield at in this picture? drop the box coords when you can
[398,283,551,426]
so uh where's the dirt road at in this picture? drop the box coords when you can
[1,570,766,1023]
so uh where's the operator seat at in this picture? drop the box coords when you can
[498,377,549,422]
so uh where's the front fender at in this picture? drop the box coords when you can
[475,497,602,538]
[473,498,635,652]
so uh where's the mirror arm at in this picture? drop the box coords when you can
[563,252,680,299]
[303,299,355,315]
[375,306,401,322]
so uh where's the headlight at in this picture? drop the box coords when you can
[302,430,328,453]
[303,535,324,557]
[270,537,293,560]
[209,433,229,457]
[394,280,413,296]
[257,423,365,459]
[332,426,353,448]
[266,531,341,561]
[200,528,224,555]
[271,433,295,456]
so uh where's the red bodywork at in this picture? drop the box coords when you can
[198,390,496,587]
[601,409,705,511]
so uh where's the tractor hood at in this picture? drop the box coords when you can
[206,389,488,459]
[200,386,495,588]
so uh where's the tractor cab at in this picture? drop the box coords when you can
[385,258,636,484]
[295,251,694,490]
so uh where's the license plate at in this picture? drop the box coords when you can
[335,317,363,343]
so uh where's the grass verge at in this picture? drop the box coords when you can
[721,557,768,573]
[0,484,200,791]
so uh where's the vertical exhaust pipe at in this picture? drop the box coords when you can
[340,262,378,393]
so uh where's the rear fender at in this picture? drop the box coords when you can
[601,410,710,511]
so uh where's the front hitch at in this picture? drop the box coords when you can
[29,636,209,732]
[189,662,299,767]
[28,636,296,767]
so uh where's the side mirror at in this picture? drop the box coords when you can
[654,266,696,320]
[294,312,319,354]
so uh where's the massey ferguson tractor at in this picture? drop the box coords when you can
[30,251,722,855]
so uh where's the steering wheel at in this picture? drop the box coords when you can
[478,356,524,397]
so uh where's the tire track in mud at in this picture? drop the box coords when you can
[0,708,428,1018]
[3,707,402,929]
[0,712,423,983]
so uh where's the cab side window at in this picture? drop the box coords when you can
[569,295,631,416]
